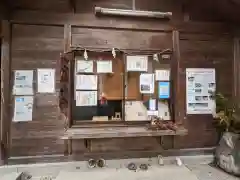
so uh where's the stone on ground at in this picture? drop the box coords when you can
[215,132,240,176]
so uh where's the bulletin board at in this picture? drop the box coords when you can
[60,49,174,125]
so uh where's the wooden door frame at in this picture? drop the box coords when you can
[0,20,11,165]
[234,38,240,100]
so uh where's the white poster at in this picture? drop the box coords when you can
[13,70,33,95]
[186,68,216,114]
[126,55,148,72]
[76,91,98,106]
[76,60,93,73]
[97,61,112,73]
[37,69,55,93]
[155,69,170,81]
[75,75,98,90]
[149,99,156,111]
[139,73,155,94]
[13,96,33,122]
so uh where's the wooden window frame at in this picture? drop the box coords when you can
[59,49,174,128]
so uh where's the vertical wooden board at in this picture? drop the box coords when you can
[0,20,10,164]
[172,30,183,125]
[71,140,86,154]
[64,24,71,52]
[233,38,240,100]
[173,32,233,148]
[10,24,64,157]
[126,72,141,100]
[102,57,124,100]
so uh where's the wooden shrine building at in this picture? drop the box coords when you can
[1,0,240,165]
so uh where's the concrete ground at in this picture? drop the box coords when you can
[53,163,238,180]
[0,155,238,180]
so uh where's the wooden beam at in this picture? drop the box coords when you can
[10,10,232,33]
[11,10,172,32]
[0,20,11,165]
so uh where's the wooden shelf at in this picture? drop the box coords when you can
[61,126,187,140]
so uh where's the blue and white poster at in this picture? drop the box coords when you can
[13,96,33,122]
[186,68,216,114]
[158,82,170,99]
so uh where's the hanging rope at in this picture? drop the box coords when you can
[67,45,172,59]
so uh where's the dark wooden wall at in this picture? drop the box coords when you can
[174,32,233,148]
[10,25,65,156]
[1,0,235,159]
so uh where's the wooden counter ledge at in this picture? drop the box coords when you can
[61,126,188,140]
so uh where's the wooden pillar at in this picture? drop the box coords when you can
[0,20,11,165]
[64,24,72,53]
[233,38,240,100]
[172,30,184,125]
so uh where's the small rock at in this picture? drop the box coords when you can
[176,157,183,166]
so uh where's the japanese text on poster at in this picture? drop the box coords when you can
[155,69,170,81]
[126,56,148,72]
[37,69,55,93]
[75,75,98,90]
[186,68,216,114]
[76,60,93,73]
[139,73,154,94]
[97,60,112,73]
[76,91,98,106]
[13,96,33,122]
[13,70,33,95]
[158,82,170,99]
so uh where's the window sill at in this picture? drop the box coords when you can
[61,126,187,140]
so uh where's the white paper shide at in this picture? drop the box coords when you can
[186,68,216,114]
[140,73,155,94]
[37,69,55,93]
[127,56,148,72]
[76,91,97,106]
[13,70,33,95]
[13,96,33,122]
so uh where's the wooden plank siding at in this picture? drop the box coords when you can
[3,0,235,160]
[0,20,11,164]
[173,32,233,148]
[10,24,69,156]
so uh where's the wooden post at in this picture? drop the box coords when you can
[64,24,72,53]
[0,20,10,165]
[233,38,240,100]
[172,30,183,125]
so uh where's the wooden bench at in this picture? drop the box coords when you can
[61,126,188,155]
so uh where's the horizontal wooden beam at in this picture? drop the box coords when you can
[11,10,172,32]
[10,10,232,33]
